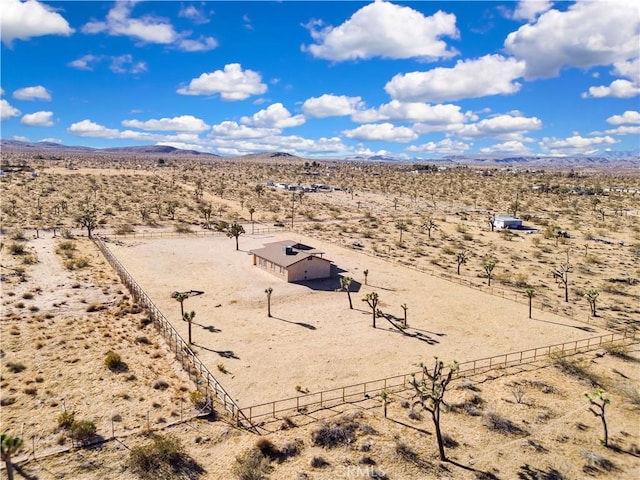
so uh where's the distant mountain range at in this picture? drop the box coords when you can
[1,139,638,168]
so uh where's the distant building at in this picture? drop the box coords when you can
[250,240,333,282]
[493,214,523,229]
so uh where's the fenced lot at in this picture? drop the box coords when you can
[103,231,613,411]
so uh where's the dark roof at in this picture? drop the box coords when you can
[250,240,329,268]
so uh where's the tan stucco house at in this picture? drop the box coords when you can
[250,240,332,282]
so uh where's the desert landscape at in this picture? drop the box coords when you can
[1,148,639,480]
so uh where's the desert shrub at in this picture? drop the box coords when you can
[128,434,201,479]
[86,303,105,312]
[311,420,357,448]
[56,240,76,253]
[8,242,26,255]
[450,394,485,416]
[581,451,616,473]
[6,362,26,373]
[134,336,151,345]
[603,343,634,361]
[69,419,97,443]
[310,456,329,468]
[10,229,27,241]
[174,224,192,234]
[114,224,135,235]
[232,449,271,480]
[484,412,529,436]
[57,410,76,429]
[621,386,640,408]
[255,437,279,460]
[0,397,16,406]
[550,353,603,387]
[104,351,124,371]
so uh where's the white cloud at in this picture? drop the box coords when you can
[343,123,418,143]
[385,55,526,102]
[598,125,640,136]
[21,111,54,127]
[540,134,618,155]
[612,58,640,79]
[607,111,640,125]
[178,5,210,25]
[13,85,51,101]
[82,1,216,51]
[12,135,30,142]
[122,115,209,132]
[505,1,640,79]
[352,100,466,124]
[407,138,471,155]
[304,0,458,61]
[210,134,348,156]
[480,140,532,155]
[511,0,552,22]
[210,121,278,139]
[457,114,542,140]
[109,54,147,74]
[240,103,305,129]
[68,54,99,71]
[302,94,364,118]
[582,79,640,99]
[39,137,62,144]
[1,99,21,120]
[68,119,121,138]
[1,0,74,46]
[177,64,267,100]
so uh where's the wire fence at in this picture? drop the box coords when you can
[93,236,255,431]
[105,225,283,240]
[244,329,635,423]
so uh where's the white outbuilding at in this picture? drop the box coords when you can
[493,214,523,229]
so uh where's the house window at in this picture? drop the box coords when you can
[271,262,275,270]
[279,266,284,275]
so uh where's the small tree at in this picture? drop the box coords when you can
[422,217,438,239]
[363,269,369,286]
[487,212,496,232]
[173,291,187,320]
[395,220,407,244]
[409,358,459,462]
[183,310,196,344]
[77,204,98,239]
[248,206,256,234]
[552,254,573,303]
[265,287,273,317]
[455,250,468,275]
[1,433,23,480]
[226,222,245,251]
[586,389,610,447]
[525,288,535,319]
[362,292,379,328]
[340,276,353,309]
[381,390,389,418]
[584,289,599,317]
[483,258,497,286]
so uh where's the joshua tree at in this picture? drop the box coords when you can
[525,288,535,319]
[586,389,610,447]
[1,432,23,480]
[422,216,438,239]
[340,276,353,309]
[226,222,245,250]
[482,258,497,287]
[410,358,459,462]
[401,303,408,327]
[255,183,265,197]
[362,292,379,328]
[248,206,256,234]
[200,203,213,229]
[77,203,98,239]
[584,289,599,317]
[173,291,187,320]
[381,390,389,418]
[487,212,496,232]
[395,220,407,244]
[455,250,469,275]
[552,252,573,302]
[363,269,369,286]
[183,310,196,344]
[265,287,273,317]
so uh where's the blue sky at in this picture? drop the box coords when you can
[1,0,639,158]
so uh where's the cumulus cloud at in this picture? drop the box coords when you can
[210,134,348,156]
[540,134,618,155]
[177,64,267,100]
[240,103,305,129]
[82,1,216,51]
[68,54,147,74]
[385,55,526,103]
[210,121,278,139]
[13,85,51,101]
[1,99,21,120]
[68,119,121,138]
[456,114,541,140]
[343,123,418,143]
[68,54,99,71]
[122,115,209,132]
[21,110,54,127]
[302,94,364,118]
[607,110,640,125]
[582,79,640,99]
[597,125,640,136]
[304,0,458,61]
[352,100,466,124]
[178,5,210,25]
[406,138,471,155]
[511,0,552,22]
[505,1,640,79]
[480,140,532,155]
[1,0,74,46]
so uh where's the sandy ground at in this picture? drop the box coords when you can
[105,231,612,409]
